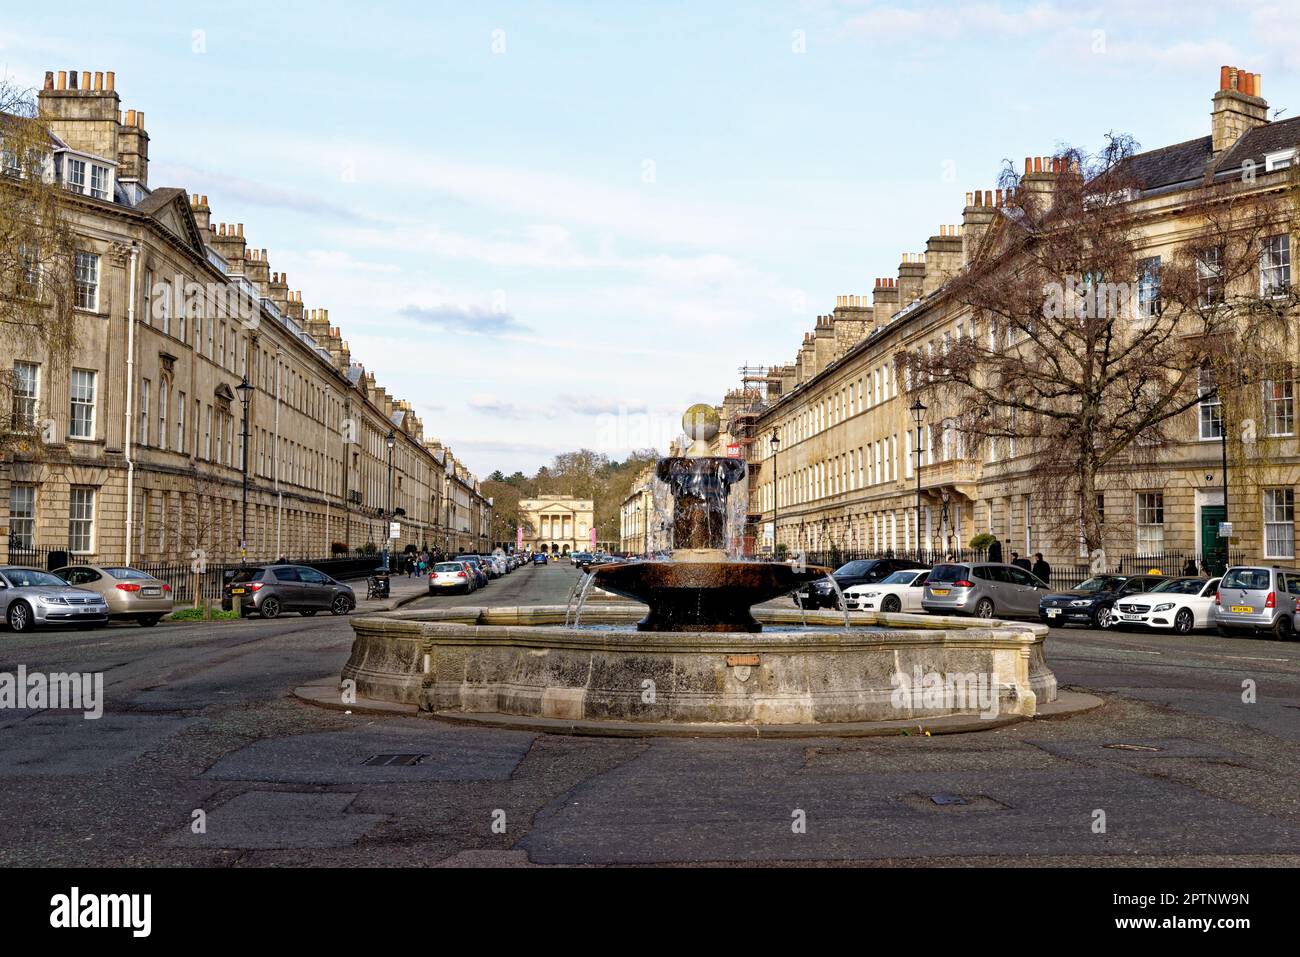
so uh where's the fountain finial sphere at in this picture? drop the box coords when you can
[683,404,720,442]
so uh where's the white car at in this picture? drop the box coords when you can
[1113,576,1221,634]
[842,569,930,613]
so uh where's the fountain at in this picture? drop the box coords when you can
[333,405,1062,733]
[591,405,828,632]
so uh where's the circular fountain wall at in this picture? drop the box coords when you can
[339,603,1058,731]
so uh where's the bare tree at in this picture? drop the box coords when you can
[903,136,1298,554]
[0,78,76,456]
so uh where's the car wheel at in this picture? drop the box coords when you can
[138,615,162,627]
[1173,609,1194,635]
[260,597,282,619]
[1094,605,1114,629]
[7,601,33,633]
[882,595,901,613]
[1272,616,1292,641]
[974,598,995,619]
[331,595,351,616]
[300,609,319,617]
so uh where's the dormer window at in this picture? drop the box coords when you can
[90,163,110,199]
[1265,148,1298,173]
[66,157,86,192]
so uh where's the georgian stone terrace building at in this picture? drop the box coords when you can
[739,66,1299,570]
[0,69,491,565]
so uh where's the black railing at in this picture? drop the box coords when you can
[1,545,384,606]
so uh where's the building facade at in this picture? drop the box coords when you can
[732,67,1299,569]
[619,465,656,554]
[519,495,593,555]
[0,69,492,566]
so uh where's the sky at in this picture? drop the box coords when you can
[3,1,1299,476]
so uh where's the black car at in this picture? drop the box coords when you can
[1038,574,1169,629]
[221,564,356,618]
[794,558,930,610]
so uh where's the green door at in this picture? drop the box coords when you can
[1201,505,1227,576]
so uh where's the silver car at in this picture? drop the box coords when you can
[921,562,1050,619]
[0,566,110,632]
[1215,565,1300,640]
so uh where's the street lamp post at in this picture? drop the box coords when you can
[383,430,396,572]
[770,428,781,559]
[911,398,926,562]
[236,378,254,564]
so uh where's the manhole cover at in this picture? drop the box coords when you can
[362,753,427,767]
[1102,743,1164,752]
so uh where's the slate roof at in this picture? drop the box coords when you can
[1123,114,1300,192]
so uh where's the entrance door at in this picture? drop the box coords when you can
[1201,505,1227,575]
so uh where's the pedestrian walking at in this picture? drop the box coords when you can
[1031,552,1051,585]
[1182,557,1198,576]
[988,535,1003,564]
[1010,551,1031,572]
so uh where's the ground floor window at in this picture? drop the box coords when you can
[9,485,35,549]
[69,486,96,554]
[1136,492,1164,553]
[1263,488,1295,559]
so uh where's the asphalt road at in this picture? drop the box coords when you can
[2,559,1298,867]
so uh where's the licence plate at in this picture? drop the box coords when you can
[931,589,950,597]
[231,587,247,595]
[142,587,161,597]
[1230,605,1253,613]
[1046,608,1059,617]
[1122,614,1143,621]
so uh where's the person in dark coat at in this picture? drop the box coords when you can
[1182,557,1199,576]
[988,536,1003,564]
[1031,552,1051,585]
[1010,551,1031,572]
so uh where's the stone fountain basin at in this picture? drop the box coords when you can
[340,604,1057,729]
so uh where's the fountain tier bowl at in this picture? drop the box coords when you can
[590,560,830,632]
[339,604,1058,731]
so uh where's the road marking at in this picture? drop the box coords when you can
[1222,655,1290,662]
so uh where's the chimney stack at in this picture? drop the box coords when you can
[1212,64,1268,153]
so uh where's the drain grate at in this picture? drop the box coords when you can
[1103,743,1164,752]
[362,753,427,767]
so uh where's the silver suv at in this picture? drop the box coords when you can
[1215,565,1300,640]
[921,562,1050,619]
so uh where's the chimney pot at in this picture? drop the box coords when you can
[80,71,90,90]
[135,111,144,128]
[965,191,974,206]
[125,109,136,126]
[94,71,103,91]
[1024,156,1032,174]
[67,70,77,90]
[106,71,115,92]
[56,71,67,90]
[1220,65,1231,91]
[43,71,54,90]
[1255,74,1263,97]
[237,223,244,238]
[983,190,992,206]
[995,189,1003,205]
[200,194,207,206]
[1033,156,1042,173]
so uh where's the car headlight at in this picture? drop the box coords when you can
[862,591,881,598]
[1070,599,1093,607]
[39,596,68,605]
[1153,603,1174,612]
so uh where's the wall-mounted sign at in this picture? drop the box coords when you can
[726,444,741,458]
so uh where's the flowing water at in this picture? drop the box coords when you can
[822,574,852,629]
[571,570,600,629]
[563,571,588,627]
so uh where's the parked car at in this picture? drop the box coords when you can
[454,556,489,587]
[922,562,1050,619]
[0,566,109,632]
[1215,564,1300,639]
[1114,577,1222,634]
[220,565,356,619]
[571,551,593,567]
[429,561,476,595]
[842,569,929,613]
[795,558,929,610]
[1038,574,1169,629]
[532,553,548,565]
[53,564,174,626]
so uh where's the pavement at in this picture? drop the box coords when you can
[2,558,1299,867]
